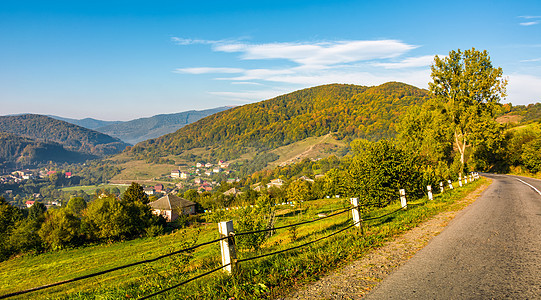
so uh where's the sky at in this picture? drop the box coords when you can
[1,0,540,121]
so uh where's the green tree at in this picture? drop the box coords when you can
[39,209,82,250]
[28,202,47,220]
[66,197,87,216]
[122,182,149,204]
[429,48,507,171]
[286,180,312,202]
[521,137,541,173]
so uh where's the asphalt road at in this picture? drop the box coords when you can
[365,174,541,299]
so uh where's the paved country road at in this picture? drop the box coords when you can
[365,174,541,299]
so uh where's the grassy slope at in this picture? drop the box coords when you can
[0,177,487,299]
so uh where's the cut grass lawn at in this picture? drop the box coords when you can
[0,177,487,299]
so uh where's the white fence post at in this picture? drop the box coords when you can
[350,198,362,231]
[218,220,237,274]
[459,174,463,187]
[427,185,433,200]
[439,181,444,193]
[399,189,407,209]
[448,179,454,190]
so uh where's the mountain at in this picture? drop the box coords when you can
[48,116,122,130]
[95,107,232,144]
[0,132,93,167]
[0,114,130,157]
[129,82,431,160]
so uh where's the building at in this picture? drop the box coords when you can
[154,184,164,193]
[25,201,35,208]
[267,178,284,189]
[171,170,181,178]
[144,187,155,195]
[148,194,197,222]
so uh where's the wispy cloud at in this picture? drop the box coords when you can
[371,55,436,69]
[519,15,541,26]
[520,58,541,63]
[172,37,436,101]
[174,67,244,74]
[212,40,418,66]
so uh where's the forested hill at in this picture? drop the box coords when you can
[130,82,430,159]
[0,114,129,157]
[0,132,93,167]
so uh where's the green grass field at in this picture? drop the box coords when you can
[60,184,131,194]
[0,177,487,299]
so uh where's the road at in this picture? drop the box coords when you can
[365,174,541,299]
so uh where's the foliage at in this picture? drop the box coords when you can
[66,197,87,216]
[122,182,150,204]
[521,137,541,173]
[39,209,82,250]
[429,48,507,170]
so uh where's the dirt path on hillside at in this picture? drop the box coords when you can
[279,181,490,300]
[279,133,333,167]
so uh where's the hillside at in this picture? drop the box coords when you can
[48,116,122,130]
[0,132,93,167]
[0,114,129,156]
[96,106,232,144]
[129,82,430,160]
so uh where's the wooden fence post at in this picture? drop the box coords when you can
[218,220,237,274]
[427,185,433,200]
[439,181,444,193]
[350,198,362,232]
[448,179,454,190]
[459,174,463,187]
[399,189,407,209]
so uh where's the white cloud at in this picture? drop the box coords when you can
[208,89,290,102]
[520,58,541,63]
[174,67,244,74]
[520,21,539,26]
[506,74,541,105]
[371,55,436,69]
[212,40,417,66]
[171,37,218,45]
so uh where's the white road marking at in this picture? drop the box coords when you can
[516,178,541,196]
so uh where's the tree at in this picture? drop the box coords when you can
[429,48,507,171]
[122,182,149,204]
[66,197,87,216]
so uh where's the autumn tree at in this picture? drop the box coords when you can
[429,48,507,171]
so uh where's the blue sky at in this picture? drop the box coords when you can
[1,0,540,120]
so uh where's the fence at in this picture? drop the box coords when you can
[1,172,480,300]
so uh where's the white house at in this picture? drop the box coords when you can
[149,194,197,222]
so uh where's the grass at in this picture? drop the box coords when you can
[0,177,487,299]
[60,184,131,194]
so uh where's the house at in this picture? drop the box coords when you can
[154,184,164,193]
[298,176,315,183]
[149,194,197,222]
[213,167,222,173]
[224,187,241,196]
[65,172,72,178]
[25,201,35,208]
[205,163,213,168]
[180,172,188,179]
[171,170,181,178]
[205,171,213,177]
[194,178,202,184]
[196,162,203,168]
[267,178,284,189]
[219,161,230,168]
[144,187,155,195]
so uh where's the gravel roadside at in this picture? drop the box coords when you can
[279,181,490,300]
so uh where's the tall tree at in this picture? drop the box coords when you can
[122,182,150,204]
[429,48,507,170]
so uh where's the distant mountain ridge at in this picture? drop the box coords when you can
[129,82,431,160]
[48,115,122,130]
[0,114,129,157]
[95,107,232,144]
